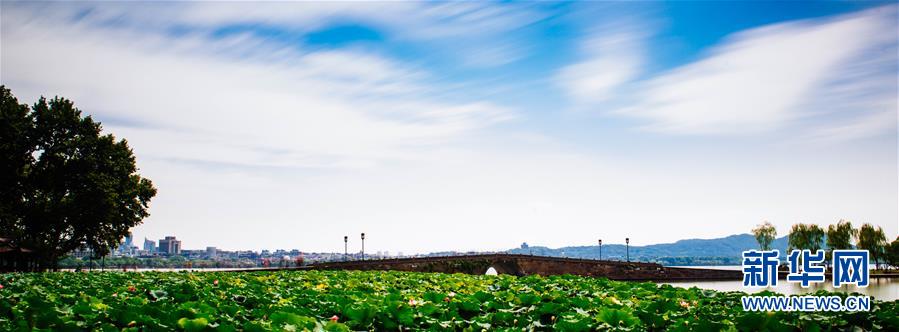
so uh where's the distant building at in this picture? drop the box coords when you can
[70,245,92,258]
[158,236,181,255]
[180,249,203,258]
[122,232,133,248]
[206,246,217,259]
[115,232,134,256]
[143,238,156,252]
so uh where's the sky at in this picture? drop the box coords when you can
[1,1,896,254]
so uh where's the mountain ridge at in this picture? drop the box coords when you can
[506,233,790,266]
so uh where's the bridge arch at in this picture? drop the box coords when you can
[482,259,521,276]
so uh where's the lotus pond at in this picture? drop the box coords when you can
[1,270,897,331]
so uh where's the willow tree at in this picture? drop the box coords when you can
[788,223,824,252]
[857,223,887,269]
[886,237,899,269]
[0,86,156,270]
[752,221,777,251]
[826,219,857,251]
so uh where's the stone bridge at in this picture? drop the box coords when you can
[309,254,742,281]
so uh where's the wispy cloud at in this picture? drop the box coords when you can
[15,1,547,68]
[1,4,514,169]
[2,2,895,251]
[617,6,896,139]
[555,23,646,105]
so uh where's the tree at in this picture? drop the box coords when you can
[752,221,777,250]
[787,224,807,251]
[826,219,856,250]
[857,223,887,269]
[788,223,824,252]
[0,86,156,270]
[825,219,856,265]
[886,237,899,269]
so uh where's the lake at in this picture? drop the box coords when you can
[662,266,899,301]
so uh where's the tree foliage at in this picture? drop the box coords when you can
[751,221,777,250]
[787,223,824,252]
[825,219,856,251]
[857,223,887,268]
[0,86,156,270]
[887,237,899,269]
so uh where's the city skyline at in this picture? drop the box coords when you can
[2,2,896,253]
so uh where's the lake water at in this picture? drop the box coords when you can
[661,266,899,301]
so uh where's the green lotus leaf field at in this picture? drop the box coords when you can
[1,271,896,331]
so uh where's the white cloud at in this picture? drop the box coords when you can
[556,25,645,104]
[2,3,895,252]
[118,1,543,40]
[0,5,513,169]
[619,6,897,137]
[9,1,546,68]
[804,110,897,143]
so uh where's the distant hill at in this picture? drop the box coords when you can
[507,234,789,266]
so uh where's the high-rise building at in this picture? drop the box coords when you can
[143,238,156,252]
[116,232,134,255]
[112,232,135,256]
[158,236,181,255]
[206,246,217,258]
[123,232,133,247]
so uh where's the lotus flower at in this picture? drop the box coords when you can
[128,285,136,292]
[213,279,219,286]
[330,315,339,322]
[0,283,4,289]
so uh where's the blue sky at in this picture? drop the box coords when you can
[2,1,896,253]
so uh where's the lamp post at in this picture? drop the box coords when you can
[344,236,348,261]
[598,239,602,260]
[625,238,630,262]
[361,233,365,261]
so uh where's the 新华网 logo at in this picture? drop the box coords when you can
[740,249,871,312]
[741,249,869,288]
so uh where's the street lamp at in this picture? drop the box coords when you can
[344,236,348,261]
[361,233,365,261]
[625,238,630,262]
[598,239,602,260]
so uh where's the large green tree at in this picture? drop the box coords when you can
[751,221,777,251]
[826,219,856,250]
[886,236,899,269]
[0,86,156,270]
[787,223,824,252]
[857,223,887,269]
